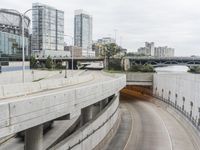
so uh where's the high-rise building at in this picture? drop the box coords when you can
[145,42,155,56]
[154,46,174,57]
[138,42,175,57]
[74,9,94,57]
[138,42,154,56]
[0,9,30,72]
[32,3,67,58]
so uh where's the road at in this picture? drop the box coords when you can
[107,92,200,150]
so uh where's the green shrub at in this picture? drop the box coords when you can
[129,64,154,72]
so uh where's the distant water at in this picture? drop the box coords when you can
[155,66,189,73]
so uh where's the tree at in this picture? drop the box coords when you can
[129,64,154,72]
[188,66,200,73]
[30,56,37,69]
[101,43,121,70]
[45,56,53,69]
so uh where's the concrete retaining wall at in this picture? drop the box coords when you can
[126,72,153,86]
[153,73,200,125]
[0,75,126,138]
[51,95,120,150]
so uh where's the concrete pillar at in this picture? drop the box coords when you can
[93,103,100,116]
[25,125,43,150]
[81,106,93,125]
[100,99,107,110]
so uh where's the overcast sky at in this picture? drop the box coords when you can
[1,0,200,56]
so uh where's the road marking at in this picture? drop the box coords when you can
[123,104,135,150]
[156,109,174,150]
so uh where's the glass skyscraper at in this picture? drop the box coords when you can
[0,31,28,59]
[74,10,94,57]
[0,9,30,72]
[0,9,30,60]
[32,3,64,57]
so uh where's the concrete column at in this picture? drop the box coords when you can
[93,103,100,116]
[100,99,107,110]
[81,106,93,125]
[25,125,43,150]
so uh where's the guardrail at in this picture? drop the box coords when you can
[153,94,200,132]
[0,75,93,99]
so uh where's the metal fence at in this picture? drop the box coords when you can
[153,94,200,132]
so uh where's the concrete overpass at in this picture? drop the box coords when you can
[37,57,104,69]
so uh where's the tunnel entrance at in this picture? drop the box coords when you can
[120,85,153,102]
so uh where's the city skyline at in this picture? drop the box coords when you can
[1,0,200,56]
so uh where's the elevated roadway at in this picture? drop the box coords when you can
[0,71,126,150]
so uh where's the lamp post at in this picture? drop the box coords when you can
[0,9,32,83]
[198,107,200,126]
[175,93,178,108]
[190,101,193,118]
[182,97,185,111]
[168,91,171,104]
[64,35,74,76]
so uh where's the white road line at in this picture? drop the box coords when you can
[123,104,135,150]
[156,109,174,150]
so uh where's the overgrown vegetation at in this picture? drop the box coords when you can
[45,56,53,69]
[107,59,122,71]
[30,56,65,70]
[129,64,155,72]
[188,66,200,73]
[100,43,121,70]
[30,56,37,69]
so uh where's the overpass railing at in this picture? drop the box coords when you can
[125,56,200,61]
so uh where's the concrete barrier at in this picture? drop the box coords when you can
[50,95,120,150]
[0,75,93,99]
[126,72,154,86]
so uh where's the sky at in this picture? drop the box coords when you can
[1,0,200,56]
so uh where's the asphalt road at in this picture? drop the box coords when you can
[107,93,200,150]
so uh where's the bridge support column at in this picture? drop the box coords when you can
[93,103,100,116]
[81,102,103,126]
[100,98,108,110]
[25,125,43,150]
[81,105,93,125]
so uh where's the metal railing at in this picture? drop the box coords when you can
[152,94,200,132]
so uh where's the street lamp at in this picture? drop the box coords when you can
[64,35,74,76]
[168,91,171,103]
[198,107,200,126]
[182,97,185,111]
[175,93,178,107]
[190,101,193,118]
[0,9,32,83]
